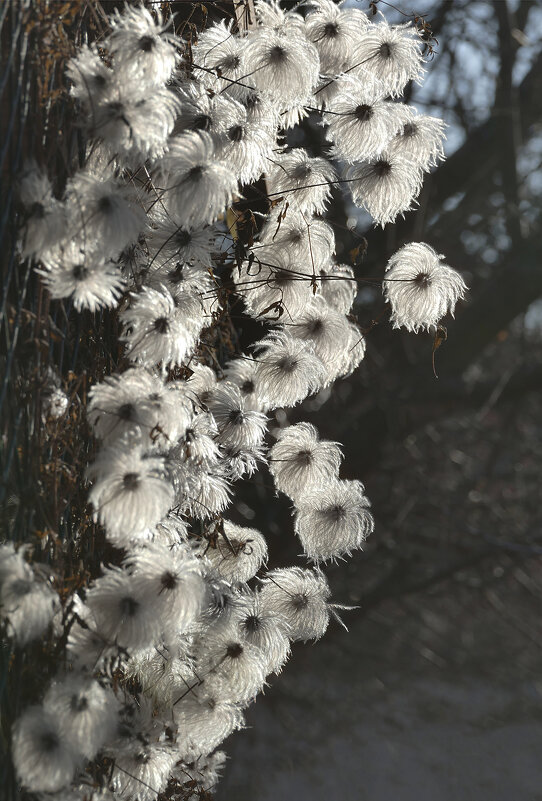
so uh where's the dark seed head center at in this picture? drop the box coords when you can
[123,472,140,491]
[138,35,155,52]
[354,104,373,122]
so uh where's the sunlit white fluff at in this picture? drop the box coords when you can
[244,27,319,106]
[65,170,145,256]
[174,460,231,520]
[388,114,447,171]
[172,750,226,797]
[88,77,180,164]
[146,265,213,316]
[37,244,125,312]
[253,331,327,409]
[147,209,216,269]
[319,263,357,313]
[87,433,174,543]
[214,95,275,185]
[66,596,119,672]
[126,646,195,709]
[172,411,220,464]
[280,100,311,130]
[0,552,59,646]
[110,740,178,801]
[268,422,342,501]
[236,87,280,132]
[336,321,367,378]
[220,442,265,481]
[312,73,343,111]
[0,543,27,583]
[207,383,267,451]
[160,133,239,227]
[41,369,69,420]
[325,75,414,163]
[191,19,248,94]
[184,364,218,407]
[194,630,267,704]
[259,567,331,641]
[202,521,268,583]
[18,162,67,259]
[235,257,317,322]
[202,575,246,624]
[351,20,425,97]
[43,674,118,760]
[257,210,336,273]
[85,566,159,651]
[267,149,336,215]
[151,511,190,549]
[125,542,205,637]
[12,706,79,793]
[254,0,305,35]
[106,4,179,86]
[226,592,291,674]
[384,241,467,332]
[294,479,374,562]
[224,357,266,412]
[120,285,202,368]
[66,44,113,109]
[176,81,225,134]
[305,0,369,75]
[9,8,454,799]
[345,151,424,226]
[88,367,192,447]
[285,295,352,370]
[173,689,244,759]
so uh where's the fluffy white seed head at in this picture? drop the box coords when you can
[65,171,146,257]
[384,242,467,332]
[202,521,268,583]
[266,149,337,215]
[88,367,193,448]
[106,4,180,86]
[259,567,331,641]
[285,295,353,371]
[87,433,174,543]
[325,75,414,163]
[268,422,342,501]
[253,332,327,409]
[0,550,59,646]
[43,675,119,760]
[225,592,291,674]
[388,114,447,170]
[207,383,267,451]
[194,630,267,704]
[305,0,370,75]
[294,479,374,562]
[37,245,125,312]
[319,263,357,314]
[173,689,245,758]
[243,28,319,106]
[258,210,336,272]
[120,285,202,368]
[191,20,248,94]
[125,542,206,637]
[350,20,425,97]
[159,133,239,227]
[345,151,424,226]
[85,566,160,651]
[110,740,178,801]
[12,706,79,793]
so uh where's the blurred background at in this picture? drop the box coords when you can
[2,1,542,799]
